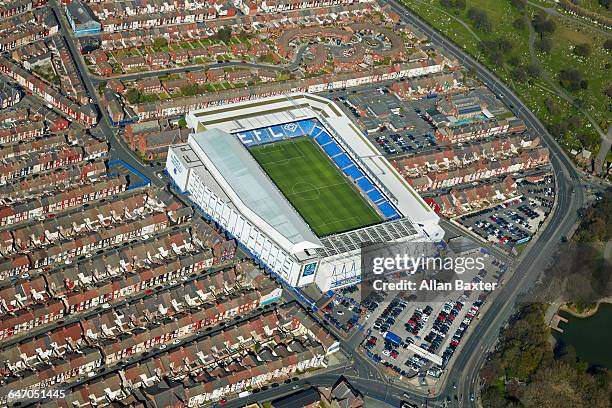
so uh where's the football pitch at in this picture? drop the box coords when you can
[250,137,382,237]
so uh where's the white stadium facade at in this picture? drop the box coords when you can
[165,93,444,292]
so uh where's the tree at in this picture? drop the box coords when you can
[565,114,582,130]
[481,38,514,64]
[214,26,232,44]
[440,0,465,9]
[508,55,521,66]
[574,42,592,57]
[527,63,542,78]
[559,69,586,91]
[152,37,168,49]
[603,38,612,52]
[550,121,569,138]
[536,37,553,53]
[578,132,600,149]
[467,7,492,32]
[533,13,557,36]
[510,0,527,10]
[511,66,529,82]
[513,16,526,29]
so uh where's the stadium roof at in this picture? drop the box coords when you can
[316,217,419,258]
[190,129,321,247]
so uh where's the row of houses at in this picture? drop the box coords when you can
[240,0,367,14]
[434,116,527,143]
[0,263,281,392]
[403,147,550,192]
[0,120,44,143]
[0,8,57,51]
[0,136,107,186]
[92,0,371,33]
[88,0,236,23]
[131,59,444,119]
[0,0,35,20]
[390,71,464,100]
[101,5,237,33]
[433,176,519,217]
[394,135,539,174]
[0,160,105,203]
[52,35,91,105]
[0,175,127,228]
[0,132,65,160]
[0,106,27,123]
[0,191,236,314]
[94,2,374,50]
[4,303,337,407]
[0,56,98,125]
[0,220,234,322]
[2,189,153,255]
[109,42,270,76]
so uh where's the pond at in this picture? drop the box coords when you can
[554,302,612,369]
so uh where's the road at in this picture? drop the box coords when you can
[380,0,586,406]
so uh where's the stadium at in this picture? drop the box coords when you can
[165,93,444,291]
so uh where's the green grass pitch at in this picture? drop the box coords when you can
[249,137,382,237]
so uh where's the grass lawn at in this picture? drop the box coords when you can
[249,137,382,237]
[399,0,609,156]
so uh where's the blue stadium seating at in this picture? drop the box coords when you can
[379,202,398,218]
[357,178,375,192]
[311,126,325,137]
[322,142,342,158]
[367,190,384,203]
[333,153,353,169]
[315,132,332,146]
[342,165,363,180]
[297,119,316,136]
